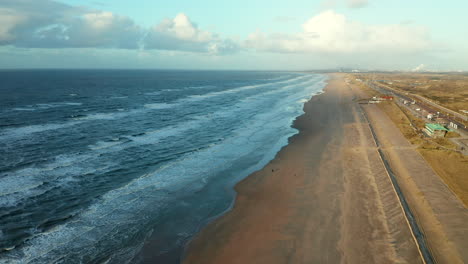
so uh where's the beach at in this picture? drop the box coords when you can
[183,74,424,263]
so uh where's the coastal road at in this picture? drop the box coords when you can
[372,81,468,125]
[183,74,423,264]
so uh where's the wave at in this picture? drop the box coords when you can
[148,85,217,94]
[12,108,36,111]
[184,85,217,89]
[144,92,161,96]
[144,103,173,110]
[75,109,144,121]
[0,108,146,140]
[12,102,83,111]
[183,75,310,102]
[0,153,112,208]
[0,75,326,209]
[0,121,83,141]
[1,75,312,140]
[0,75,327,263]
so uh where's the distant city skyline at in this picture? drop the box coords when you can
[1,0,467,70]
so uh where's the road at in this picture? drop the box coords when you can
[366,81,468,132]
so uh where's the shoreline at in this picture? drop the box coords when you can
[179,76,333,262]
[136,73,328,264]
[182,74,422,264]
[176,75,328,261]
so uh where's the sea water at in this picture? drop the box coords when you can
[0,70,327,263]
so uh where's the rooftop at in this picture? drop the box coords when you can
[425,123,449,131]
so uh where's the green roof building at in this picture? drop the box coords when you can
[424,123,449,138]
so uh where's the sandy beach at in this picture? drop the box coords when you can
[182,74,425,264]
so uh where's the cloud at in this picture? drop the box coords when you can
[144,13,240,55]
[0,0,140,49]
[0,8,25,43]
[246,10,432,55]
[26,11,141,49]
[412,64,426,72]
[347,0,369,8]
[0,1,239,55]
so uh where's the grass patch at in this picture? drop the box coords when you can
[446,131,461,138]
[418,149,468,206]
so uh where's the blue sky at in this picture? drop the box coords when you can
[1,0,467,70]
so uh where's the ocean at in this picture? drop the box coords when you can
[0,70,327,263]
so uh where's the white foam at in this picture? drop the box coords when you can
[12,107,36,111]
[144,92,161,96]
[185,85,216,89]
[88,140,125,150]
[61,102,82,106]
[36,102,82,108]
[76,109,144,121]
[0,153,115,208]
[0,121,83,141]
[144,103,173,110]
[11,102,82,112]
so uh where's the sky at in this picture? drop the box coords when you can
[0,0,467,70]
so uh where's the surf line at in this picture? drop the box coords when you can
[359,104,435,264]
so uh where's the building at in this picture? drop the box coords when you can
[372,96,393,101]
[424,123,449,138]
[449,122,458,130]
[380,96,393,100]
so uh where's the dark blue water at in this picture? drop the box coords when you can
[0,70,326,263]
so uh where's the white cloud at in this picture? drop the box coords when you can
[0,0,432,62]
[83,12,115,30]
[412,64,426,72]
[145,13,212,52]
[347,0,369,8]
[0,2,240,55]
[144,13,240,55]
[0,8,25,43]
[0,1,141,49]
[246,10,431,55]
[30,11,142,49]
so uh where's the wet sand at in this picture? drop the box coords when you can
[183,74,422,264]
